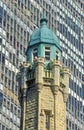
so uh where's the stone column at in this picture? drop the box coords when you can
[34,57,45,130]
[34,57,45,86]
[52,60,61,93]
[52,60,61,130]
[19,63,28,130]
[22,86,27,130]
[61,68,70,130]
[54,94,57,130]
[62,68,70,103]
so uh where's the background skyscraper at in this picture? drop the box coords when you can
[0,0,84,130]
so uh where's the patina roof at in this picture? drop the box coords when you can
[28,18,61,50]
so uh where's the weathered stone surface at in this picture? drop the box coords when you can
[25,87,38,130]
[19,58,70,130]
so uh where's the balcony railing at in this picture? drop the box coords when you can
[44,70,52,78]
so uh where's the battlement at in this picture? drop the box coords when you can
[18,57,70,130]
[18,57,70,100]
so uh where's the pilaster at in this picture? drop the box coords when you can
[34,57,45,130]
[61,67,70,103]
[34,57,45,89]
[52,60,62,94]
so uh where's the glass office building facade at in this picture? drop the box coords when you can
[0,0,84,130]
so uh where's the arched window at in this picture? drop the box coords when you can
[33,47,38,59]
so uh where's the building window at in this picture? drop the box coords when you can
[2,125,5,130]
[11,104,13,112]
[2,54,5,64]
[56,51,59,60]
[0,17,2,25]
[45,47,50,60]
[7,101,10,110]
[18,109,21,118]
[0,37,2,44]
[0,7,3,16]
[3,98,6,106]
[14,106,17,115]
[33,47,38,59]
[45,112,50,130]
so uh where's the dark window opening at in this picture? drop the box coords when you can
[0,17,2,24]
[45,111,50,130]
[0,7,3,16]
[33,48,38,59]
[56,51,59,60]
[45,47,50,60]
[0,38,2,44]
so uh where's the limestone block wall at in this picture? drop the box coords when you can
[39,86,66,130]
[19,59,69,130]
[55,91,66,130]
[40,86,54,130]
[25,87,38,130]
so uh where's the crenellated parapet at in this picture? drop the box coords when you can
[17,58,70,105]
[17,54,70,130]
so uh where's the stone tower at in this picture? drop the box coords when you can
[17,18,70,130]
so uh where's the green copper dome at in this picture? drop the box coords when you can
[29,18,61,49]
[26,18,62,63]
